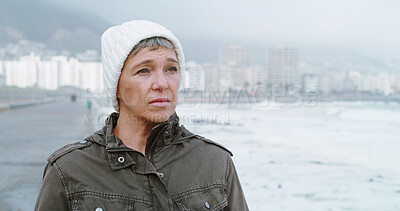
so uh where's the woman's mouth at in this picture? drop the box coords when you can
[149,98,171,107]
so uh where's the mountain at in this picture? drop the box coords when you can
[0,0,111,52]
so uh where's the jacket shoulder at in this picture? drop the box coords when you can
[47,139,93,163]
[180,125,233,156]
[196,135,233,156]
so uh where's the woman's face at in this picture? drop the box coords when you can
[117,47,180,123]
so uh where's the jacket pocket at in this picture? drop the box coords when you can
[73,196,132,211]
[174,186,228,211]
[71,191,152,211]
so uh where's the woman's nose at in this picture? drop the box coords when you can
[151,70,168,90]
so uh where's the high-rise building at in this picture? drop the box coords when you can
[202,63,220,91]
[0,74,5,87]
[390,74,400,94]
[184,61,205,91]
[37,59,58,90]
[0,61,5,87]
[331,72,346,93]
[79,61,104,92]
[376,73,391,95]
[267,46,299,88]
[302,73,319,93]
[253,65,267,87]
[359,74,391,95]
[1,54,103,92]
[348,71,361,92]
[319,74,332,95]
[4,53,40,88]
[218,45,251,91]
[219,45,249,67]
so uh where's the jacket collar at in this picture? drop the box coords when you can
[89,112,183,170]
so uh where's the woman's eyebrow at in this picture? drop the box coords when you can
[167,58,178,64]
[131,59,153,70]
[130,57,178,71]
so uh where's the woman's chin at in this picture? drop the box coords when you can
[141,111,174,123]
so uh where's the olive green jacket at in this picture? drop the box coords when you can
[35,112,249,210]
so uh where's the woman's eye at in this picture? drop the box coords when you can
[137,69,149,74]
[167,66,178,72]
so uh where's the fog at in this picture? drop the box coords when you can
[39,0,400,59]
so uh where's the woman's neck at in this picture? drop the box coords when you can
[112,111,157,155]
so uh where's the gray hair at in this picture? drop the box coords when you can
[128,37,175,58]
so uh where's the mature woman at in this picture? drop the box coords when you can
[35,20,248,210]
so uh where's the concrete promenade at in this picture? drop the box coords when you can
[0,99,94,210]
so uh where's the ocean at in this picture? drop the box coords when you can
[176,101,400,210]
[0,100,399,210]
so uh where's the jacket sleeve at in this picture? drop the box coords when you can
[35,162,69,211]
[224,156,249,211]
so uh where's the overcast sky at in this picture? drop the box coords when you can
[40,0,400,60]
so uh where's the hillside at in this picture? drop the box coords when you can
[0,0,111,52]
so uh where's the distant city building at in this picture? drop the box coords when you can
[236,66,255,89]
[357,73,391,95]
[318,72,347,94]
[331,72,347,93]
[302,74,319,93]
[4,52,40,88]
[0,61,5,86]
[0,52,103,91]
[219,45,249,67]
[253,65,267,87]
[376,73,391,95]
[359,74,374,93]
[0,74,5,87]
[218,45,254,91]
[79,61,103,92]
[319,74,332,95]
[347,71,361,92]
[184,61,205,91]
[202,63,220,91]
[390,74,400,94]
[267,46,299,88]
[38,59,58,90]
[51,56,71,88]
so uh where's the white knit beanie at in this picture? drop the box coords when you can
[101,20,185,112]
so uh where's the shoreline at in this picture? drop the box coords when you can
[0,98,62,112]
